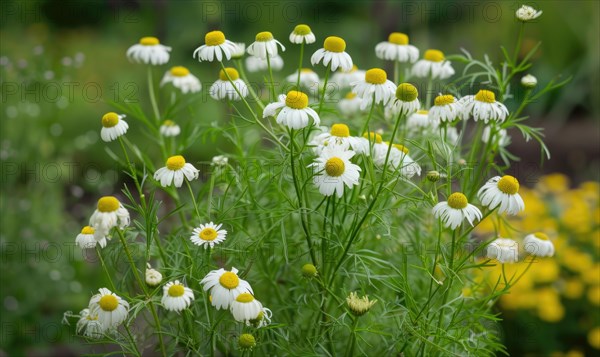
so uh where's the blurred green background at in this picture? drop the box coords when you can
[1,0,598,355]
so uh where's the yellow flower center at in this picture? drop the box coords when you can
[424,49,445,62]
[166,155,186,170]
[534,232,549,241]
[219,67,240,81]
[393,144,409,154]
[285,90,309,109]
[81,226,95,235]
[330,124,350,137]
[98,295,119,311]
[434,94,455,106]
[255,31,273,42]
[365,68,387,85]
[300,68,313,73]
[363,132,383,143]
[168,284,185,297]
[162,119,175,127]
[293,24,311,35]
[447,192,468,209]
[417,109,428,115]
[140,37,159,46]
[101,112,119,128]
[199,227,218,241]
[239,334,256,349]
[97,196,120,213]
[345,92,357,99]
[325,157,345,177]
[497,175,520,194]
[235,293,255,303]
[170,66,190,77]
[323,36,346,53]
[205,31,225,46]
[219,271,239,289]
[475,90,496,103]
[388,32,409,45]
[396,83,418,102]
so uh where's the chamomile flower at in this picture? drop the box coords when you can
[162,280,195,312]
[145,264,162,287]
[338,92,363,116]
[309,124,366,155]
[487,238,519,263]
[311,36,353,72]
[516,5,542,21]
[76,308,103,339]
[249,306,272,328]
[201,267,253,310]
[351,68,397,110]
[263,90,320,129]
[289,24,316,44]
[386,144,422,178]
[429,94,461,123]
[191,222,227,248]
[412,49,455,79]
[212,155,229,167]
[100,112,128,142]
[88,288,129,330]
[460,90,509,123]
[482,126,510,147]
[406,110,438,134]
[160,66,201,94]
[432,192,483,230]
[352,131,385,156]
[523,232,555,257]
[389,83,420,116]
[126,36,171,65]
[230,293,264,324]
[154,155,199,188]
[478,175,525,215]
[159,120,181,137]
[330,65,365,89]
[210,67,249,101]
[89,196,130,238]
[231,43,246,59]
[247,31,285,59]
[308,145,361,198]
[346,292,377,317]
[193,30,238,62]
[286,68,320,89]
[245,54,284,72]
[75,226,107,249]
[374,32,419,63]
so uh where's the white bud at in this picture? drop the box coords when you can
[145,265,162,287]
[516,5,542,22]
[521,74,537,88]
[212,155,228,167]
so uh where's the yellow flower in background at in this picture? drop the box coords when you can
[562,278,584,299]
[588,285,600,305]
[582,263,600,285]
[530,259,559,283]
[588,327,600,350]
[537,173,570,194]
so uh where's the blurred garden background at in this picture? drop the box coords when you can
[0,0,598,356]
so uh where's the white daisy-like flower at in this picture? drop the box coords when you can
[244,54,284,72]
[516,5,542,21]
[249,306,272,328]
[231,43,246,59]
[429,94,461,123]
[247,31,285,59]
[478,175,525,215]
[311,36,353,72]
[159,120,181,137]
[289,24,316,44]
[153,155,199,188]
[191,222,227,248]
[161,280,195,312]
[351,68,397,110]
[406,110,438,134]
[263,90,320,130]
[460,90,509,123]
[338,92,363,116]
[330,65,365,89]
[88,288,129,330]
[351,131,385,156]
[377,143,422,178]
[230,292,265,324]
[76,308,104,339]
[89,196,130,239]
[482,126,510,147]
[100,112,128,142]
[145,264,162,287]
[286,68,320,90]
[193,30,238,62]
[212,155,229,167]
[308,145,361,198]
[521,74,537,88]
[374,32,419,63]
[389,83,420,117]
[126,36,171,65]
[523,232,555,257]
[432,192,483,230]
[487,237,519,263]
[75,226,107,249]
[412,49,455,80]
[160,66,201,94]
[201,267,253,310]
[309,124,366,156]
[210,67,249,101]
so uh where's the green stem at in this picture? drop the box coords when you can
[185,180,202,222]
[235,59,265,110]
[360,93,376,136]
[345,316,359,357]
[512,22,525,66]
[424,75,433,109]
[394,60,400,84]
[296,42,305,90]
[96,247,116,291]
[266,53,276,101]
[317,64,331,115]
[147,66,161,123]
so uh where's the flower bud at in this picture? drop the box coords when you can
[145,264,162,287]
[238,333,256,350]
[427,171,440,182]
[346,292,377,317]
[301,263,318,278]
[521,74,537,88]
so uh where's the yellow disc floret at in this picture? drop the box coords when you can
[285,91,309,109]
[393,144,409,154]
[97,196,120,213]
[434,94,455,106]
[293,24,312,35]
[475,90,496,103]
[365,68,387,85]
[168,284,185,297]
[255,31,274,42]
[205,31,226,46]
[166,155,186,171]
[323,36,346,53]
[424,49,445,62]
[98,295,119,311]
[388,32,409,45]
[163,119,175,126]
[219,67,240,81]
[447,192,469,209]
[363,132,383,143]
[199,228,218,241]
[497,175,520,194]
[140,37,159,46]
[345,92,357,99]
[325,157,345,177]
[534,232,550,241]
[330,124,350,137]
[102,112,120,128]
[396,83,418,102]
[81,226,95,235]
[170,66,190,77]
[235,293,255,303]
[219,271,239,289]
